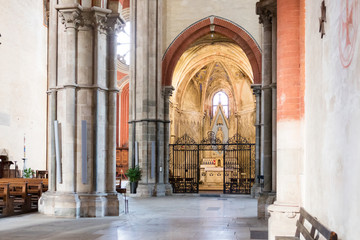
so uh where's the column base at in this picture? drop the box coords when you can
[251,183,261,198]
[39,191,80,217]
[258,192,276,219]
[78,193,107,217]
[105,192,123,216]
[268,201,300,240]
[130,183,173,197]
[164,183,173,196]
[39,191,122,217]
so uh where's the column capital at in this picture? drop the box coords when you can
[92,8,111,33]
[251,84,262,96]
[105,13,126,35]
[256,0,276,25]
[57,4,83,29]
[162,86,175,98]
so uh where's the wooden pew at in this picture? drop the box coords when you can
[0,183,14,217]
[275,207,338,240]
[8,182,31,213]
[0,178,48,211]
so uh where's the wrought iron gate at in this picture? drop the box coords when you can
[169,132,255,194]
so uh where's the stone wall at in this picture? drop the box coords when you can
[304,0,360,239]
[0,0,47,170]
[163,0,261,54]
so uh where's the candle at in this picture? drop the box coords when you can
[24,134,26,158]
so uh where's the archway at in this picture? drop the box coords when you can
[162,16,262,87]
[163,17,260,194]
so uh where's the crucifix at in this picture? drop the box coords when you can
[319,0,326,38]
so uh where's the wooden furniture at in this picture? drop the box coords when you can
[36,170,48,179]
[0,183,14,217]
[0,155,13,178]
[116,177,126,194]
[0,178,48,215]
[8,182,31,213]
[275,207,338,240]
[116,147,129,179]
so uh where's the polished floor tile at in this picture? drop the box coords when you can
[0,195,267,240]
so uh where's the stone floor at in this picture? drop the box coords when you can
[0,194,267,240]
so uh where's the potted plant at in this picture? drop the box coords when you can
[125,165,141,194]
[23,168,34,178]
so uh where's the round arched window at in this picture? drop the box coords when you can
[117,22,130,65]
[212,91,229,117]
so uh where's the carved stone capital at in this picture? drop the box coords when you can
[258,8,273,25]
[58,7,83,29]
[162,86,175,98]
[106,14,126,35]
[93,11,109,34]
[256,0,276,25]
[251,84,262,96]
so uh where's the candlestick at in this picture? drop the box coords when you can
[24,134,26,158]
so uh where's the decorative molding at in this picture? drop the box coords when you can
[162,86,175,97]
[256,0,277,25]
[58,8,83,29]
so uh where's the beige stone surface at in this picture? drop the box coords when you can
[0,0,47,170]
[163,0,261,54]
[303,0,360,239]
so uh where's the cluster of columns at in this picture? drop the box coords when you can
[39,1,125,217]
[128,0,173,196]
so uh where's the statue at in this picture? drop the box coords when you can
[216,127,224,143]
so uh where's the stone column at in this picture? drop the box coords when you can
[251,84,261,198]
[47,0,58,193]
[39,3,125,217]
[163,86,174,195]
[268,0,302,238]
[105,14,124,216]
[256,0,277,220]
[271,13,277,193]
[129,0,169,197]
[258,8,273,193]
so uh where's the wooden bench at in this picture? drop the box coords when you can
[276,207,338,240]
[7,182,32,213]
[0,178,48,211]
[0,183,14,217]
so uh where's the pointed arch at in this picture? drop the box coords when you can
[162,16,262,86]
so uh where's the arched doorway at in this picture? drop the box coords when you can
[163,16,261,194]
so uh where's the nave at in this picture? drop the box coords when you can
[0,195,267,240]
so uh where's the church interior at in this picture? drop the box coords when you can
[0,0,359,239]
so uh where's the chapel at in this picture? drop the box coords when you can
[0,0,359,239]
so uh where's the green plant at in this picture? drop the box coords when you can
[23,168,34,178]
[125,165,142,182]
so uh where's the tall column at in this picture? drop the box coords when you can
[163,86,174,195]
[39,3,125,217]
[268,0,303,239]
[271,13,277,192]
[251,84,261,198]
[258,7,273,193]
[105,14,124,216]
[129,0,170,196]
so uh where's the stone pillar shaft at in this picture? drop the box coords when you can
[260,14,273,193]
[129,0,171,196]
[252,85,262,184]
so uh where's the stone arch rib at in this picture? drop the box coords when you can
[162,16,262,86]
